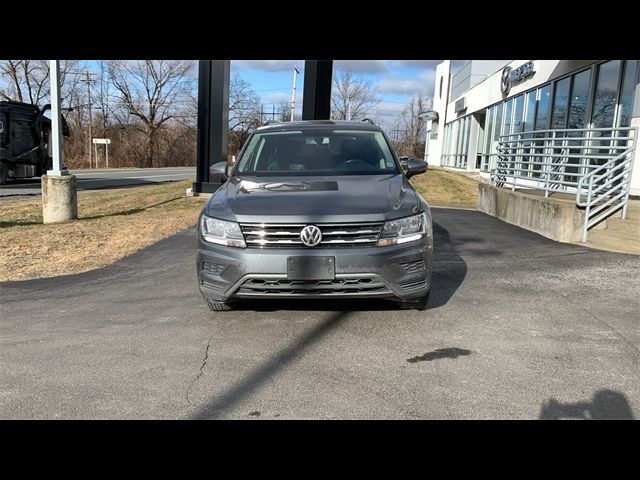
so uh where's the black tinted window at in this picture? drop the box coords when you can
[236,129,399,176]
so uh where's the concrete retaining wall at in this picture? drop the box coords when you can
[476,183,585,243]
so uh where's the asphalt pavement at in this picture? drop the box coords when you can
[1,208,638,419]
[0,167,196,197]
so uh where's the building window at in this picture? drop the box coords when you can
[534,84,551,130]
[524,90,537,131]
[551,77,571,129]
[513,94,524,133]
[591,60,621,129]
[442,116,471,169]
[439,76,443,99]
[617,60,639,128]
[503,98,513,136]
[567,69,591,129]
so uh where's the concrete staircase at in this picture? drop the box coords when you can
[583,201,640,254]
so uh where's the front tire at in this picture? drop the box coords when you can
[398,291,430,310]
[203,297,235,311]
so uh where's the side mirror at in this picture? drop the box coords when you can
[209,161,229,184]
[405,158,428,179]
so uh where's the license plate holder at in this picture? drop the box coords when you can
[287,256,335,280]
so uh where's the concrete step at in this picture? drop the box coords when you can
[585,229,640,255]
[605,216,640,235]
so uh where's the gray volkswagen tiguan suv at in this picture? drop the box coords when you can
[196,120,433,311]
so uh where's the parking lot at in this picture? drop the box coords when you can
[1,207,638,419]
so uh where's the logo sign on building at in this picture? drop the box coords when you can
[500,61,535,96]
[454,97,467,113]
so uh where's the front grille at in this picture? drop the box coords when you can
[235,277,390,296]
[239,222,383,248]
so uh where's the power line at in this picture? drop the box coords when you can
[71,70,97,168]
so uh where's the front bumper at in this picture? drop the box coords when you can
[196,233,432,302]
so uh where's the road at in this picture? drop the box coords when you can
[1,208,639,419]
[0,167,196,197]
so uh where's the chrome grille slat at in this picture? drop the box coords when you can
[322,229,379,235]
[321,237,377,244]
[246,239,303,245]
[242,231,301,236]
[240,222,383,249]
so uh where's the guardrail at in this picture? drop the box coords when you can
[492,127,637,242]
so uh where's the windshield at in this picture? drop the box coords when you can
[234,129,400,176]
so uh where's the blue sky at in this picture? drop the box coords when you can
[231,60,444,128]
[13,60,466,129]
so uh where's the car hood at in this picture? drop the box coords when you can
[204,174,423,223]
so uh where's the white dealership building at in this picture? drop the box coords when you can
[424,60,640,196]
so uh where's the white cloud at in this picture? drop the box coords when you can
[390,60,441,70]
[263,91,302,105]
[233,60,302,72]
[377,78,427,96]
[333,60,389,74]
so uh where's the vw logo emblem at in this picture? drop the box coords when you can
[300,225,322,247]
[501,66,512,96]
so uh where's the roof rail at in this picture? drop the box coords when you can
[360,118,375,125]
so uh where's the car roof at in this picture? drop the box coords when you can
[255,120,382,133]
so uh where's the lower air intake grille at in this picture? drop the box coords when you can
[398,276,428,292]
[236,277,390,296]
[202,261,227,276]
[401,259,426,274]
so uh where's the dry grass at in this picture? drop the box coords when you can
[0,169,479,282]
[0,180,205,282]
[411,167,479,207]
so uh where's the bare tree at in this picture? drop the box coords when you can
[107,60,195,167]
[392,95,431,158]
[228,73,262,157]
[277,100,301,122]
[331,70,381,120]
[0,60,82,106]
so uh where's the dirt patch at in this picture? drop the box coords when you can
[0,180,206,282]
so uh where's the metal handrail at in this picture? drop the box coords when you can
[491,127,637,242]
[576,149,634,242]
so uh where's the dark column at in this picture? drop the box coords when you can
[302,60,333,120]
[193,60,230,194]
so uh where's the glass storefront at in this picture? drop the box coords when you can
[442,115,471,168]
[465,60,640,173]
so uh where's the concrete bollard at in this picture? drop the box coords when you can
[42,175,78,223]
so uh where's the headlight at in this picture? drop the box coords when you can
[200,215,246,248]
[378,212,431,247]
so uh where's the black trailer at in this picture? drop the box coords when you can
[0,100,69,185]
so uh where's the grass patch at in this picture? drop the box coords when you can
[410,166,479,207]
[0,180,205,282]
[0,169,478,282]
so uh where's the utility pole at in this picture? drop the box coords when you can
[76,71,97,168]
[290,65,299,122]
